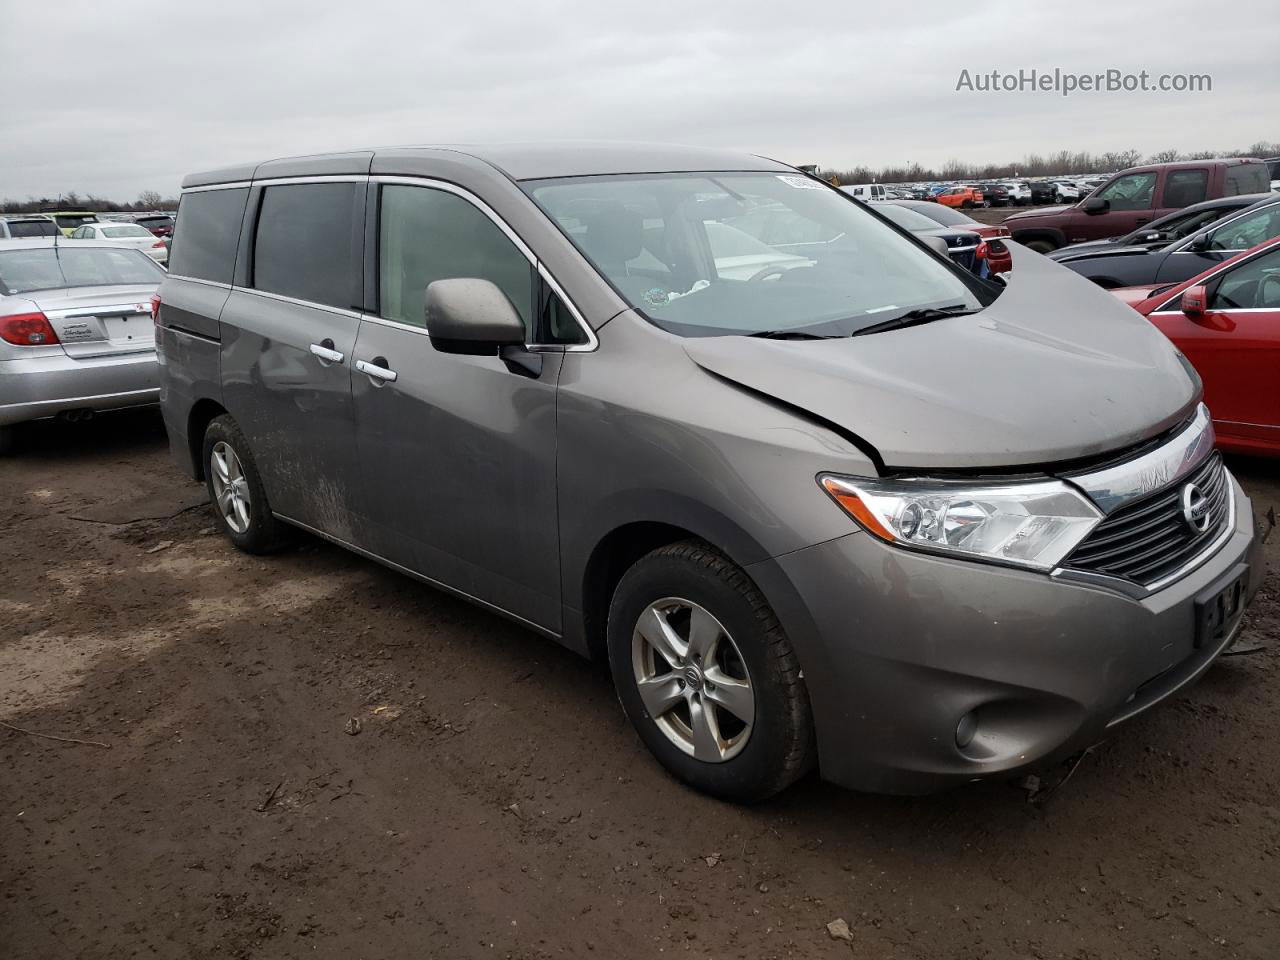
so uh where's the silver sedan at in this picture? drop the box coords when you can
[0,238,165,452]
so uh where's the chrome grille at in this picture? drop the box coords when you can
[1064,454,1229,586]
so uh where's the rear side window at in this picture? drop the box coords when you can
[169,188,248,284]
[1161,169,1207,207]
[1224,164,1269,196]
[252,182,358,310]
[378,184,533,330]
[7,220,59,238]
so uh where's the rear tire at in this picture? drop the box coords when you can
[0,426,14,456]
[201,415,290,554]
[606,540,815,803]
[1023,238,1057,254]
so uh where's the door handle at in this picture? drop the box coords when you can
[309,340,345,364]
[356,357,398,383]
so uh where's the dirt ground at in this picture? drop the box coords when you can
[2,408,1278,960]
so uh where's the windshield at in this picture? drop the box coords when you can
[526,172,992,337]
[52,214,97,229]
[0,246,164,294]
[101,224,153,238]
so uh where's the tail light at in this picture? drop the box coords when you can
[152,240,166,249]
[974,241,989,260]
[150,293,162,322]
[0,311,60,346]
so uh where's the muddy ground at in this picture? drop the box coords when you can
[1,407,1278,960]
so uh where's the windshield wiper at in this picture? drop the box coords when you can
[852,304,977,337]
[749,329,839,340]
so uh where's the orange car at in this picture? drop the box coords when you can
[936,186,984,209]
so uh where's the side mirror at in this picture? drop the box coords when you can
[1082,197,1109,214]
[425,278,526,355]
[1181,284,1208,318]
[1186,232,1211,252]
[921,235,951,257]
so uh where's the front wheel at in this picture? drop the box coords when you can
[202,415,290,554]
[1023,238,1057,254]
[607,540,814,802]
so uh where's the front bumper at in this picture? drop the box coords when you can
[0,350,158,426]
[748,474,1260,794]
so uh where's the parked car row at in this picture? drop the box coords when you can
[0,210,176,239]
[1006,158,1272,252]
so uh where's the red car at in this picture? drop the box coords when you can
[1115,235,1280,456]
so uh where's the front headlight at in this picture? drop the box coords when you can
[819,474,1103,571]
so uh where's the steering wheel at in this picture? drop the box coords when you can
[747,265,791,283]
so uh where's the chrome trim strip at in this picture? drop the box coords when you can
[1063,404,1215,515]
[181,182,251,194]
[250,175,368,187]
[165,275,232,290]
[229,285,363,319]
[270,514,560,640]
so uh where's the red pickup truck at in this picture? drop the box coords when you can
[1004,159,1270,253]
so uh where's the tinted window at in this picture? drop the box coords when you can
[1161,169,1208,207]
[0,247,163,294]
[52,214,97,230]
[1210,246,1280,310]
[1224,164,1270,196]
[7,220,59,238]
[1096,172,1156,210]
[252,183,358,310]
[168,188,248,284]
[378,184,532,330]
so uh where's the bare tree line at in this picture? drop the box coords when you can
[4,139,1277,211]
[1,189,177,214]
[818,140,1279,184]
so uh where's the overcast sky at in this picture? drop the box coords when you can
[2,0,1275,200]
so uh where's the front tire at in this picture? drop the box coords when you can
[606,540,814,802]
[0,425,14,456]
[1023,238,1057,254]
[202,415,290,554]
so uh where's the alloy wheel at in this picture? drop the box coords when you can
[631,597,755,762]
[210,441,251,534]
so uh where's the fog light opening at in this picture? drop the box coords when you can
[955,711,978,749]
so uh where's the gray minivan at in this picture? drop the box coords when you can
[157,143,1260,800]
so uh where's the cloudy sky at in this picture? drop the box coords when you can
[2,0,1275,201]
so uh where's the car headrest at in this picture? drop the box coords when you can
[579,202,642,266]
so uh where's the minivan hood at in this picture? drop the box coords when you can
[682,245,1197,470]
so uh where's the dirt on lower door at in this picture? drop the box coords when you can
[2,408,1278,959]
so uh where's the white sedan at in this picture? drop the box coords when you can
[69,222,168,264]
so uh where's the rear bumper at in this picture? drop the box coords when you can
[748,474,1260,794]
[0,350,158,426]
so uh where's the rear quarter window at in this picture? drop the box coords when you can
[1224,164,1270,196]
[168,188,249,284]
[6,220,59,238]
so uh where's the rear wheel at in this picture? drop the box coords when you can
[1023,238,1057,254]
[0,426,14,456]
[607,540,814,802]
[202,415,290,554]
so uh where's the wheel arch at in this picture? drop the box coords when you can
[186,398,228,480]
[567,499,775,663]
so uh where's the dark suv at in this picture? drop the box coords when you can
[1005,159,1271,253]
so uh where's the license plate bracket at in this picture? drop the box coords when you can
[1194,564,1249,649]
